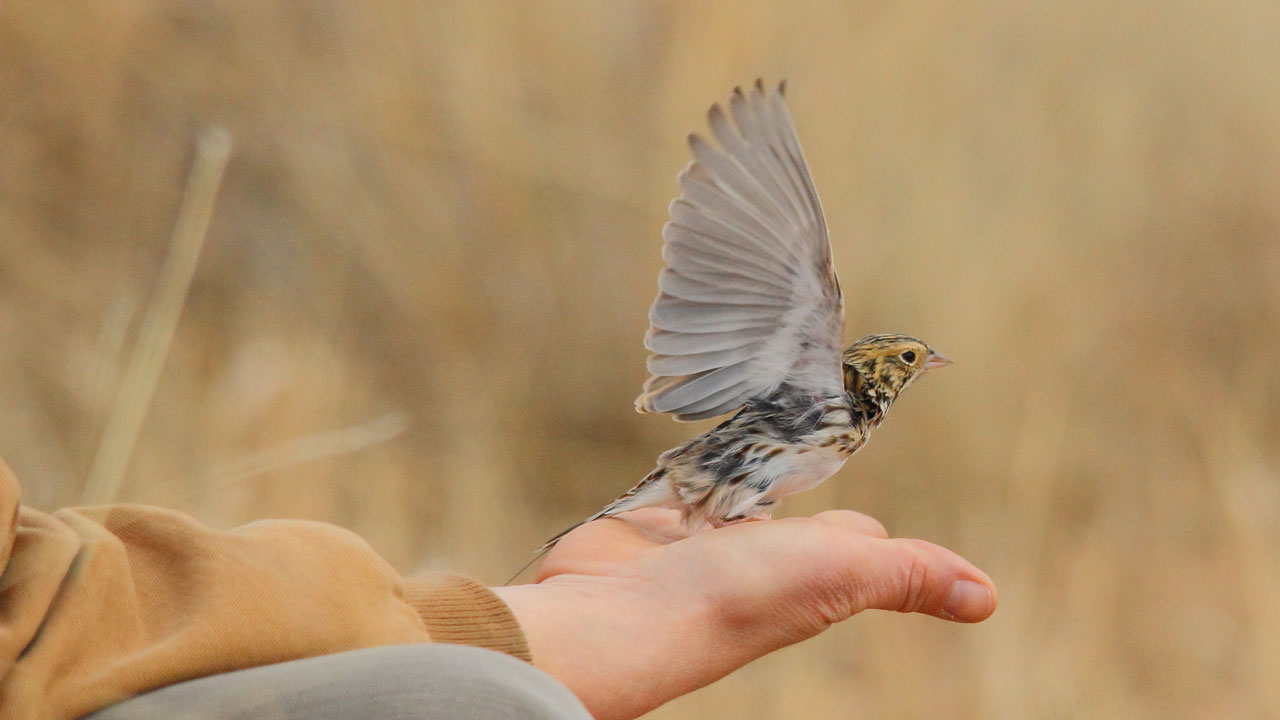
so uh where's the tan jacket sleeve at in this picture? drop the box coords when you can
[0,458,529,720]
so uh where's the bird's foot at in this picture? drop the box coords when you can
[711,512,773,528]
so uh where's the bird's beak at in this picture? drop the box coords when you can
[923,351,953,370]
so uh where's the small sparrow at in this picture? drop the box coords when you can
[543,80,950,551]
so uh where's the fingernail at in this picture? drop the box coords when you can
[944,580,993,621]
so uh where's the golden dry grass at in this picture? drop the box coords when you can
[3,2,1279,718]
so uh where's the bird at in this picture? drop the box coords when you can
[541,79,951,553]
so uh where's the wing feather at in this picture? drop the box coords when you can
[661,381,752,420]
[648,297,780,332]
[708,105,796,223]
[636,81,845,421]
[661,228,794,289]
[657,269,789,306]
[677,174,793,259]
[643,364,750,414]
[728,89,808,222]
[686,138,800,249]
[645,325,775,355]
[647,342,766,376]
[669,201,793,268]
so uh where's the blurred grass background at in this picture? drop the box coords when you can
[3,1,1279,717]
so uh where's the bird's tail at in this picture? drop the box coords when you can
[540,469,669,552]
[502,469,672,586]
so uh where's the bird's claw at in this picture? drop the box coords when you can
[711,513,773,528]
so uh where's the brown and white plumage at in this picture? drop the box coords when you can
[539,81,950,554]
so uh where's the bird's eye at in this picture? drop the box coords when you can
[901,350,917,364]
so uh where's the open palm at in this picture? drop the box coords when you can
[495,509,997,720]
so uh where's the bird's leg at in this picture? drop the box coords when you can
[742,499,775,523]
[712,501,775,527]
[713,514,772,527]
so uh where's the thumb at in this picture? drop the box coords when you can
[827,532,998,623]
[742,512,997,631]
[667,512,998,653]
[633,512,998,693]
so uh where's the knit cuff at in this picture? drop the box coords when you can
[403,572,532,663]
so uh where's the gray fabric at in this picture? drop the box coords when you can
[84,644,593,720]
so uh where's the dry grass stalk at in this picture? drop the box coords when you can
[81,128,232,506]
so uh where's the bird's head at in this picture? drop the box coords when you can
[841,334,951,411]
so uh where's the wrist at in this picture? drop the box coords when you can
[494,574,718,720]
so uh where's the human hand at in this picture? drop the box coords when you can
[493,509,997,720]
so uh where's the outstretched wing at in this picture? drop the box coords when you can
[635,80,845,422]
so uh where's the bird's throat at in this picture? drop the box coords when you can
[846,373,890,427]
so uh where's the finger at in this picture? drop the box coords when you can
[537,509,686,581]
[841,537,997,623]
[611,508,688,542]
[811,509,889,539]
[554,508,684,552]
